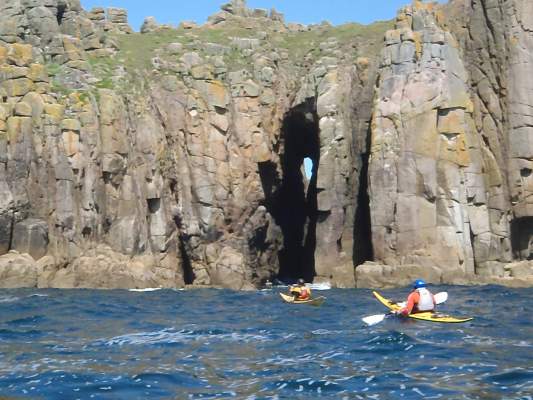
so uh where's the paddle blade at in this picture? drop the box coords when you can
[434,292,448,304]
[362,314,387,326]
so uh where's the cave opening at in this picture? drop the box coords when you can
[353,122,374,266]
[269,98,320,283]
[56,3,66,25]
[353,152,374,265]
[173,214,195,285]
[511,217,533,260]
[178,236,195,285]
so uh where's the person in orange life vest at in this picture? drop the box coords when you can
[289,278,312,300]
[398,279,436,316]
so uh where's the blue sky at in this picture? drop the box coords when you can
[80,0,447,31]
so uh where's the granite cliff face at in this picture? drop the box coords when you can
[0,0,531,289]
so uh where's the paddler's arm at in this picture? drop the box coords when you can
[399,292,418,316]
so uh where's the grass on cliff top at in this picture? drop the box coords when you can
[113,25,255,72]
[111,19,392,71]
[277,20,393,60]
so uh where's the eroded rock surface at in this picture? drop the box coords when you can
[0,0,531,289]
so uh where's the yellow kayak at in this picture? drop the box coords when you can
[373,291,473,323]
[279,293,326,306]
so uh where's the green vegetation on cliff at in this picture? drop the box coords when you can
[88,19,393,79]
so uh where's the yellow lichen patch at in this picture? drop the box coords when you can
[44,103,65,122]
[0,46,7,65]
[434,9,446,27]
[6,116,31,144]
[14,101,32,117]
[413,0,435,12]
[7,43,33,67]
[206,80,229,109]
[438,132,470,167]
[0,65,29,80]
[62,36,84,61]
[356,57,370,69]
[68,92,88,110]
[455,134,470,167]
[28,64,49,82]
[413,31,423,60]
[1,78,33,97]
[437,109,466,135]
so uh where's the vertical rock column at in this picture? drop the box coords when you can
[293,59,361,286]
[442,0,523,268]
[0,43,47,260]
[0,47,14,254]
[368,3,511,277]
[507,0,533,259]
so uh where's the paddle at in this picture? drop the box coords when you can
[362,292,448,326]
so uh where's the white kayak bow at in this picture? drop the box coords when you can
[362,292,448,326]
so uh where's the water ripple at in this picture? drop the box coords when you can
[0,286,531,399]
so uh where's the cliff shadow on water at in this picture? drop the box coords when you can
[259,98,320,282]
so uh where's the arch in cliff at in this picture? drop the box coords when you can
[262,98,320,282]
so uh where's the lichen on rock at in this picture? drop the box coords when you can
[0,0,531,289]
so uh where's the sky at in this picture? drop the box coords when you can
[80,0,447,32]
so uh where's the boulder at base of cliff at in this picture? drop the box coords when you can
[505,260,533,278]
[0,251,39,288]
[209,246,255,291]
[330,262,356,288]
[11,218,49,260]
[355,262,442,289]
[41,246,182,289]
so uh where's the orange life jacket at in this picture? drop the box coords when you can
[290,285,311,300]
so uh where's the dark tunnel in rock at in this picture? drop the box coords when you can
[511,217,533,260]
[353,126,374,266]
[262,98,320,283]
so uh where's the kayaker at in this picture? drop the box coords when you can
[397,279,435,316]
[289,278,311,300]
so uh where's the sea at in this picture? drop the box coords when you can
[0,285,531,399]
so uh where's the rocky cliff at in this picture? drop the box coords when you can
[0,0,531,289]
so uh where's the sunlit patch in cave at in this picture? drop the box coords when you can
[303,157,314,180]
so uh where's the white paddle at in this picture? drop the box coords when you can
[362,292,448,326]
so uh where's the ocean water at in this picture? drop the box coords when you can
[0,285,531,399]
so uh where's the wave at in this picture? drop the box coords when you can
[95,328,273,347]
[308,282,332,290]
[0,296,20,303]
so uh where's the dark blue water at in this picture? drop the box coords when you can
[0,286,531,399]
